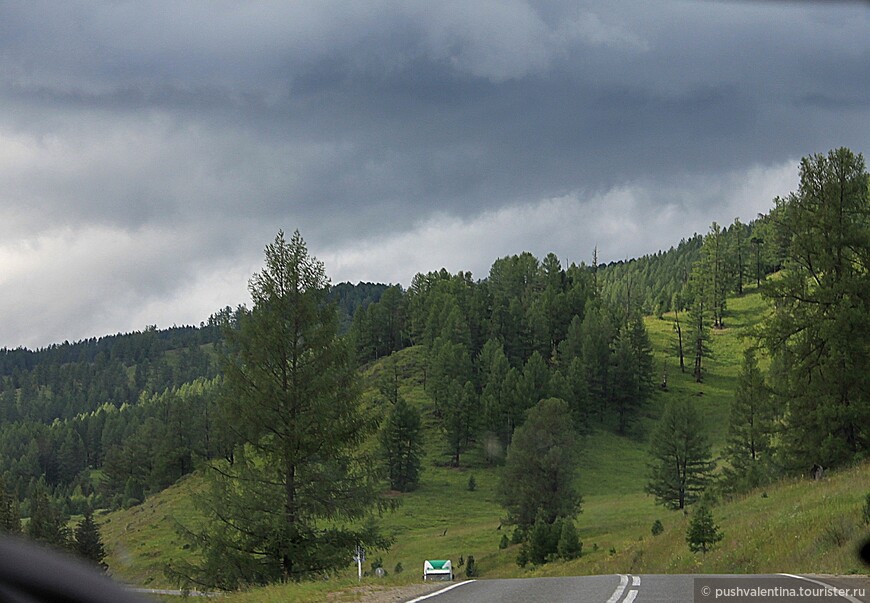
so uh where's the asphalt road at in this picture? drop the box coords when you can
[407,573,870,603]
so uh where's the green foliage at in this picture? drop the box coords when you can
[74,509,107,569]
[27,484,69,548]
[170,231,390,589]
[760,148,870,471]
[465,554,477,577]
[498,398,581,530]
[557,520,582,560]
[525,518,562,565]
[646,399,715,510]
[380,397,424,492]
[722,349,776,492]
[0,476,20,534]
[499,533,510,549]
[686,500,723,554]
[597,235,703,317]
[651,519,664,536]
[394,561,403,574]
[467,474,477,492]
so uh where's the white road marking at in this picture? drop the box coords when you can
[606,574,629,603]
[631,575,641,587]
[624,589,639,603]
[779,573,863,603]
[405,580,476,603]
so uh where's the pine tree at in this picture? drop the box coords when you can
[646,399,715,510]
[74,509,107,569]
[170,231,390,588]
[723,349,776,491]
[686,500,723,554]
[380,397,423,492]
[498,398,581,530]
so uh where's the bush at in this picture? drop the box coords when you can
[511,527,525,544]
[467,475,477,492]
[394,562,403,574]
[516,546,529,567]
[557,520,582,560]
[465,555,477,577]
[651,519,664,536]
[499,534,509,549]
[528,519,561,565]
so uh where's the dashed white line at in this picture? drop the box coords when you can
[631,575,641,587]
[405,580,476,603]
[606,574,629,603]
[623,589,639,603]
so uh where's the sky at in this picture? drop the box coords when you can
[1,1,868,349]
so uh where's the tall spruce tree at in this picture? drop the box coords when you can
[170,231,389,589]
[646,399,715,510]
[761,148,870,469]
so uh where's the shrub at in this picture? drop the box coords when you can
[499,534,509,550]
[467,475,477,492]
[686,502,723,554]
[557,520,582,560]
[465,555,477,577]
[528,519,562,564]
[651,519,664,536]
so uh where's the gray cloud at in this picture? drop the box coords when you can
[1,1,868,347]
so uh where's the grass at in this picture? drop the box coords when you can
[99,285,870,602]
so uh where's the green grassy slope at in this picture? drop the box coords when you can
[98,286,870,602]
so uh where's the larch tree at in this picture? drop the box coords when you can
[498,397,581,532]
[380,396,424,492]
[723,348,776,491]
[761,148,870,470]
[170,231,389,589]
[646,399,715,510]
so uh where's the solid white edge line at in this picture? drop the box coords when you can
[623,589,639,603]
[606,574,629,603]
[405,580,477,603]
[779,573,863,603]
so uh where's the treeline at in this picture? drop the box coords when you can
[596,211,786,319]
[352,251,657,469]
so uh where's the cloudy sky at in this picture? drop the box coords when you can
[1,1,868,348]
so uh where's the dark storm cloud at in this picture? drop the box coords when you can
[0,1,868,347]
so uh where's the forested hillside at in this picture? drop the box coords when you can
[0,282,384,541]
[0,148,866,595]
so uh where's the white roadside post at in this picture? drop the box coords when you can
[353,545,365,582]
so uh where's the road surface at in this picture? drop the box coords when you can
[407,573,870,603]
